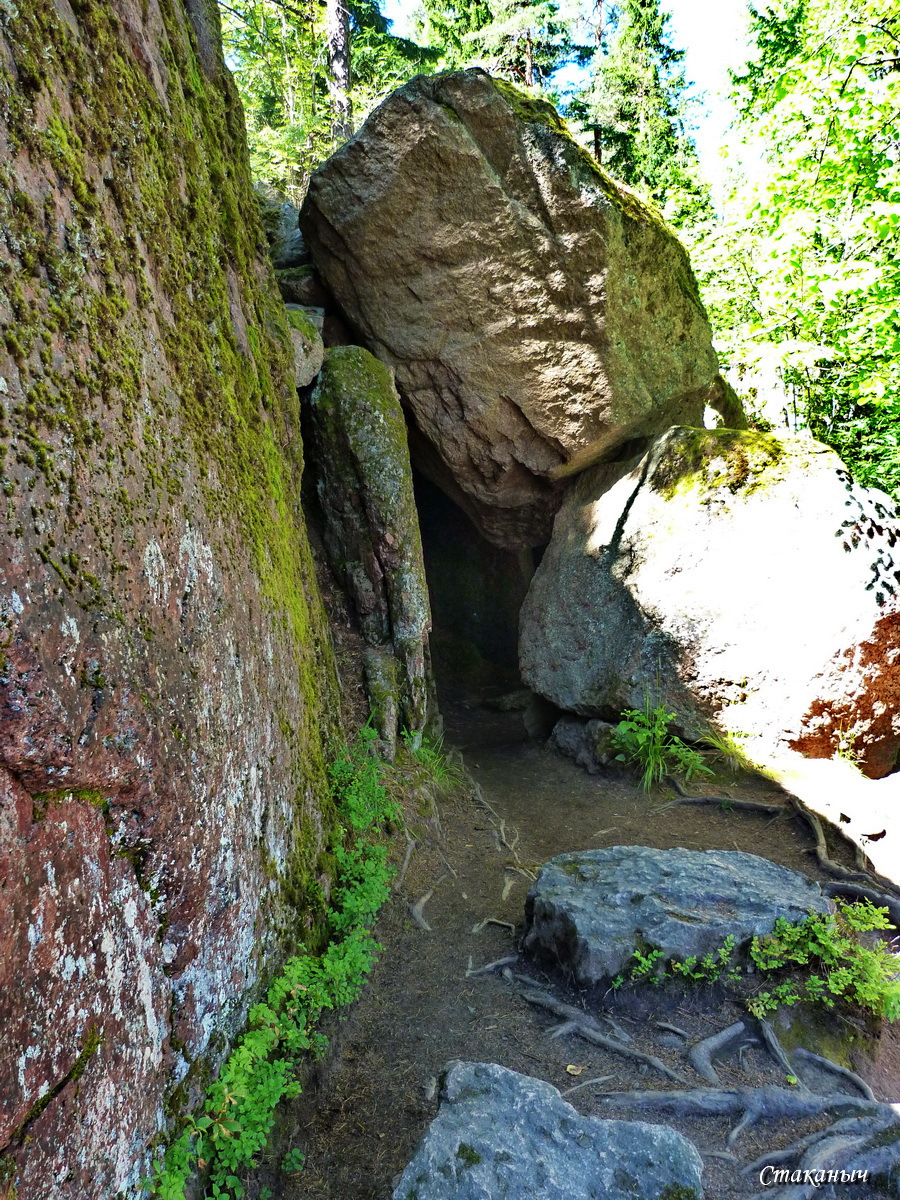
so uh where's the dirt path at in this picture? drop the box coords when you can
[261,686,899,1200]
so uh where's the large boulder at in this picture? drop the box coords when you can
[520,427,900,780]
[305,347,435,744]
[523,847,829,987]
[301,69,732,548]
[392,1061,704,1200]
[0,3,338,1196]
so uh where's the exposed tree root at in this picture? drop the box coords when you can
[394,833,417,893]
[741,1113,896,1176]
[788,798,900,904]
[465,955,519,978]
[759,1020,810,1090]
[506,983,633,1043]
[687,1020,748,1084]
[409,891,433,931]
[823,880,900,930]
[792,1048,876,1102]
[560,1074,614,1097]
[518,988,688,1083]
[471,917,516,935]
[594,1086,895,1148]
[669,779,783,816]
[655,1021,689,1039]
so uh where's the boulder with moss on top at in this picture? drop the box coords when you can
[305,347,436,748]
[520,426,900,788]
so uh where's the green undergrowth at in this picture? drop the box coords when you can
[144,725,400,1200]
[612,901,900,1024]
[612,698,712,791]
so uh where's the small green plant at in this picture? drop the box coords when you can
[833,722,861,768]
[612,698,713,791]
[670,936,741,985]
[611,903,899,1025]
[700,728,756,775]
[281,1148,306,1174]
[145,724,399,1200]
[615,935,739,990]
[747,901,900,1021]
[399,728,465,791]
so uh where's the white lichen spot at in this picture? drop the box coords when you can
[9,589,23,615]
[60,614,81,646]
[142,539,170,606]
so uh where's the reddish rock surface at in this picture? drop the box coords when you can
[0,1,338,1195]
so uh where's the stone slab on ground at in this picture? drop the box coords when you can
[523,845,829,985]
[392,1061,704,1200]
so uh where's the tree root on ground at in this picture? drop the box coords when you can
[759,1020,810,1090]
[669,779,783,816]
[791,1048,876,1102]
[409,889,434,931]
[465,954,519,978]
[823,879,900,930]
[560,1074,614,1097]
[788,797,900,904]
[687,1021,749,1084]
[394,832,418,893]
[517,988,688,1083]
[741,1112,897,1177]
[594,1085,896,1149]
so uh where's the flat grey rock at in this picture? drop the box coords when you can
[392,1061,704,1200]
[524,845,829,985]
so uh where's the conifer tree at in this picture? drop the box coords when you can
[576,0,708,222]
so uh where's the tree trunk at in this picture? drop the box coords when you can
[326,0,352,142]
[524,28,534,87]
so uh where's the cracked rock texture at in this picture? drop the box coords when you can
[523,846,829,986]
[392,1060,705,1200]
[305,346,436,748]
[0,1,339,1195]
[301,69,731,548]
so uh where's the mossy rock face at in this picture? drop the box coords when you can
[0,0,339,1193]
[307,346,436,734]
[302,69,732,549]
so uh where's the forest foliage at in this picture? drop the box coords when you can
[218,0,900,497]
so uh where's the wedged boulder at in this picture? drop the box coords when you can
[520,427,900,779]
[301,69,731,548]
[392,1061,704,1200]
[285,304,325,386]
[305,347,435,742]
[524,846,829,986]
[549,714,618,773]
[254,183,309,268]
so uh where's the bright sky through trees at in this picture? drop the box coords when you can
[381,0,751,183]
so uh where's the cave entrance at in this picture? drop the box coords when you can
[413,472,538,700]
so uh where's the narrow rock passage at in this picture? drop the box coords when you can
[270,687,899,1200]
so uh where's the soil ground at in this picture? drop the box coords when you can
[256,680,900,1200]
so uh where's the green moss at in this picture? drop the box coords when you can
[6,1026,102,1147]
[489,76,669,232]
[0,0,345,1165]
[31,787,110,824]
[649,427,786,501]
[659,1186,700,1200]
[285,305,319,342]
[455,1143,482,1167]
